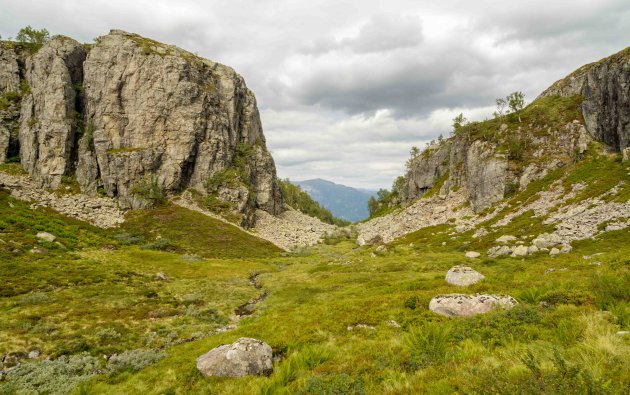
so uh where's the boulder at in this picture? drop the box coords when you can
[36,232,56,242]
[445,266,485,286]
[465,251,480,259]
[527,245,539,254]
[429,294,517,317]
[487,245,511,258]
[196,337,273,377]
[496,235,517,244]
[532,233,563,249]
[511,245,529,257]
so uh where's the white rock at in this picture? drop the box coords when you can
[196,338,273,377]
[429,294,517,317]
[386,320,401,328]
[496,235,517,243]
[445,266,485,286]
[532,233,563,249]
[348,324,376,331]
[487,245,512,258]
[511,245,529,257]
[465,251,481,259]
[527,245,539,254]
[36,232,56,243]
[549,247,561,256]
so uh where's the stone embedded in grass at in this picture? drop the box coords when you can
[511,245,529,257]
[155,272,168,281]
[429,294,517,317]
[386,320,401,328]
[36,232,56,242]
[347,324,376,331]
[496,235,517,244]
[445,266,485,286]
[465,251,481,258]
[532,233,563,249]
[488,245,511,257]
[196,337,273,377]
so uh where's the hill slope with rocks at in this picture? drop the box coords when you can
[357,46,630,261]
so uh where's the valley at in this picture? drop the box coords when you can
[0,26,629,395]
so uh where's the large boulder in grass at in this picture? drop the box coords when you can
[445,266,485,286]
[196,337,273,377]
[429,294,517,317]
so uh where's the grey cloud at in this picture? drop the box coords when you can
[301,14,423,55]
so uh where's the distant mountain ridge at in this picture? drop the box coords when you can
[292,178,376,222]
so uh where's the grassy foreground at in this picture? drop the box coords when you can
[0,152,629,394]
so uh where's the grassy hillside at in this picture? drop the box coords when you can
[0,190,279,376]
[1,145,629,393]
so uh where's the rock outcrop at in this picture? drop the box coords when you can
[429,294,517,317]
[2,31,283,226]
[538,47,630,152]
[19,36,86,189]
[402,137,508,213]
[196,337,273,377]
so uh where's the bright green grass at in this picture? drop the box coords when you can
[121,204,282,259]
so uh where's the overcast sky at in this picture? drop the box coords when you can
[1,1,629,189]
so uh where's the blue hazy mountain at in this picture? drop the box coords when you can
[292,179,377,222]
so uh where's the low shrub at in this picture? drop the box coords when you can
[1,353,101,395]
[404,296,419,310]
[106,349,166,375]
[300,374,366,395]
[140,238,173,251]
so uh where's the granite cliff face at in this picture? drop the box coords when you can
[538,47,630,153]
[0,30,282,224]
[0,44,25,163]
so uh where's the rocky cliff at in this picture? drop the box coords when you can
[538,47,630,154]
[400,106,590,214]
[0,30,282,225]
